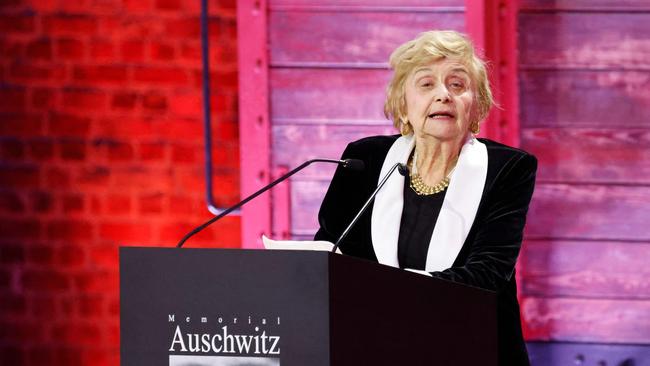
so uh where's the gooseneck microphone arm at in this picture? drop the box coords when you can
[331,163,407,253]
[177,158,364,248]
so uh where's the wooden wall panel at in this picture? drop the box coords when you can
[520,70,650,127]
[520,240,650,299]
[519,13,650,68]
[270,0,464,8]
[521,297,650,344]
[521,128,650,184]
[272,124,397,179]
[289,179,329,236]
[526,184,650,241]
[520,0,650,12]
[269,11,464,65]
[270,68,391,120]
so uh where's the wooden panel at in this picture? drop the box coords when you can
[521,297,650,343]
[290,179,329,236]
[520,240,650,299]
[269,11,464,65]
[271,0,464,8]
[270,68,391,120]
[521,0,650,12]
[520,70,650,127]
[272,124,397,179]
[527,184,650,241]
[519,13,650,68]
[521,128,650,184]
[527,341,650,366]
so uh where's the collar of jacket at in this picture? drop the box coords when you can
[371,134,488,271]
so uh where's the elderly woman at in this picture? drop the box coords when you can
[314,30,536,365]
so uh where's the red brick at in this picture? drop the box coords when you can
[48,113,91,137]
[55,38,85,60]
[158,119,203,140]
[0,113,43,136]
[138,141,166,161]
[0,38,25,59]
[0,87,26,112]
[57,244,86,267]
[29,190,54,213]
[26,38,53,60]
[150,41,175,61]
[0,244,25,264]
[120,39,144,62]
[164,17,200,38]
[134,66,189,85]
[0,293,27,316]
[51,322,102,345]
[99,222,153,243]
[94,117,156,139]
[139,193,163,214]
[42,14,98,35]
[90,39,114,60]
[0,14,36,33]
[31,88,57,109]
[77,166,110,187]
[60,139,87,160]
[89,243,118,267]
[62,89,106,111]
[107,141,134,161]
[142,91,167,110]
[167,194,197,215]
[25,244,54,266]
[27,138,55,161]
[47,219,94,241]
[0,164,40,188]
[0,191,25,213]
[45,167,71,189]
[9,62,66,84]
[0,346,25,364]
[168,92,201,117]
[1,139,25,160]
[155,0,182,10]
[110,91,137,109]
[73,270,118,293]
[26,346,55,365]
[123,0,152,12]
[73,65,128,85]
[171,143,197,163]
[76,295,105,317]
[22,269,69,292]
[105,193,131,215]
[62,193,84,213]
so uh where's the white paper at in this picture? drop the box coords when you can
[404,268,433,277]
[262,235,342,254]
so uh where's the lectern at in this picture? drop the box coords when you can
[120,247,497,365]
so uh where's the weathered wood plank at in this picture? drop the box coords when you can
[520,70,650,127]
[270,68,391,120]
[527,341,650,366]
[521,128,650,184]
[272,124,397,179]
[271,0,464,8]
[289,179,329,236]
[527,184,650,241]
[270,11,464,65]
[520,240,650,299]
[521,297,650,343]
[519,13,650,68]
[521,0,650,11]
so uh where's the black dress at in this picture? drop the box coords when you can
[315,134,536,366]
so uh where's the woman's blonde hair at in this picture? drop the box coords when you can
[384,30,494,135]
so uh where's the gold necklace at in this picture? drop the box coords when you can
[409,150,453,196]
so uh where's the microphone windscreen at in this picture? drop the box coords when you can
[343,159,365,171]
[397,163,408,176]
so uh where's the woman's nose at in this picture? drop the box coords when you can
[434,85,451,103]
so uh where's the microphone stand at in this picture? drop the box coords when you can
[177,158,362,248]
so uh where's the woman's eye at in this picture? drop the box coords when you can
[449,81,466,91]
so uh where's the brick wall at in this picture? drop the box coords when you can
[0,0,240,364]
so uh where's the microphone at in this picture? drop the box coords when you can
[331,162,407,253]
[177,158,365,248]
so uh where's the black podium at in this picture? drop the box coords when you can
[120,247,497,366]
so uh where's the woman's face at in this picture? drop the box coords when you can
[404,58,477,142]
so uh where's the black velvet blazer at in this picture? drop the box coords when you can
[315,134,537,366]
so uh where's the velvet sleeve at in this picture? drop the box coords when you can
[429,153,538,291]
